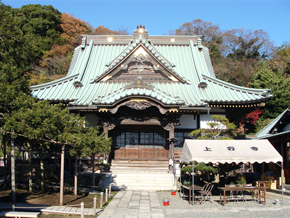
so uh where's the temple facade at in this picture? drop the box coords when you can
[31,25,272,162]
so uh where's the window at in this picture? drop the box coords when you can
[114,126,168,148]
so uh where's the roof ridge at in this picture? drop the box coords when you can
[202,74,272,96]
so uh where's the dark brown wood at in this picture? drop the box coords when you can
[218,186,266,206]
[181,184,203,204]
[115,146,168,160]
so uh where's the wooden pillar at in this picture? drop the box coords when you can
[102,122,116,161]
[11,139,16,203]
[281,141,285,186]
[102,122,116,139]
[164,123,175,159]
[74,155,78,198]
[60,145,65,206]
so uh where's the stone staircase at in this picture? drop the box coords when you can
[99,160,175,191]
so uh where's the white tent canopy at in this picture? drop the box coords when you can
[179,139,284,204]
[180,139,282,164]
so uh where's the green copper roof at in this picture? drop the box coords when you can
[256,107,290,139]
[31,26,272,109]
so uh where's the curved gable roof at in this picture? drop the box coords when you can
[31,25,272,109]
[91,34,187,84]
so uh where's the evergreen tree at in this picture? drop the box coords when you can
[249,66,290,119]
[188,115,236,140]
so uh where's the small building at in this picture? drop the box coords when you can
[256,106,290,185]
[31,25,271,162]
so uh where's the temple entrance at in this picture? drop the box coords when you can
[111,125,169,160]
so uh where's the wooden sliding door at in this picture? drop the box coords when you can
[113,126,169,160]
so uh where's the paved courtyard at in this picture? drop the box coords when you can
[98,190,290,218]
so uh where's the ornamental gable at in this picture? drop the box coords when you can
[91,25,187,84]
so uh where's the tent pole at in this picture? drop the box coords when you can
[192,162,195,205]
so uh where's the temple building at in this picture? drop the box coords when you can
[31,25,272,161]
[31,25,272,189]
[256,106,290,184]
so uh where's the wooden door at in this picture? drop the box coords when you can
[113,126,169,160]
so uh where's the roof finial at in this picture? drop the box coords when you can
[134,24,148,39]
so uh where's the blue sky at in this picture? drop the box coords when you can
[5,0,290,47]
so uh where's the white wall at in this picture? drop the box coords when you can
[200,114,227,129]
[175,115,197,129]
[85,114,98,127]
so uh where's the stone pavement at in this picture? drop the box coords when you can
[98,189,290,218]
[98,190,164,218]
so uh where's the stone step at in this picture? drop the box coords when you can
[110,170,168,174]
[110,185,174,191]
[112,160,168,163]
[110,165,168,170]
[99,172,175,191]
[101,159,174,191]
[111,163,168,167]
[111,161,168,167]
[112,177,173,182]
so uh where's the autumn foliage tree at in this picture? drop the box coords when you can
[92,25,129,35]
[170,19,275,87]
[60,13,89,46]
[30,13,89,85]
[240,109,263,133]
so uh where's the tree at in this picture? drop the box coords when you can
[60,13,88,46]
[188,115,236,140]
[240,109,263,134]
[16,4,64,60]
[249,66,290,120]
[30,11,88,85]
[215,29,274,86]
[30,44,73,85]
[0,3,35,191]
[2,94,85,191]
[170,20,275,87]
[72,127,111,187]
[0,3,66,86]
[170,19,223,64]
[184,116,241,185]
[222,28,274,59]
[267,43,290,75]
[92,25,129,35]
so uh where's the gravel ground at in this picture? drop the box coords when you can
[157,190,290,218]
